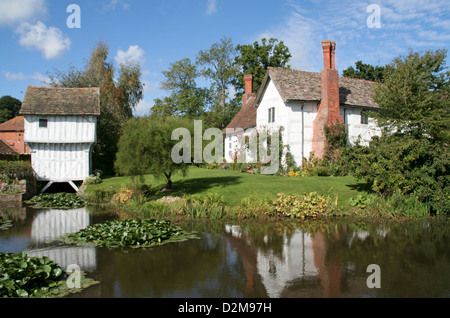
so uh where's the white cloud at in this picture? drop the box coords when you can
[15,21,71,59]
[115,45,145,66]
[258,0,450,72]
[2,70,49,83]
[0,0,47,27]
[103,0,130,10]
[206,0,217,16]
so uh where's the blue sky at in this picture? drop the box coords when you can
[0,0,449,116]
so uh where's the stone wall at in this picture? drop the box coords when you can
[0,178,36,207]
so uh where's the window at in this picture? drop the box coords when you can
[361,113,369,125]
[268,107,275,123]
[39,119,48,128]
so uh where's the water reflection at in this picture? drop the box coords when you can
[0,206,114,273]
[1,206,448,298]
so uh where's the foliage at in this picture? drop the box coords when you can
[85,172,102,185]
[112,188,134,204]
[343,60,385,83]
[26,193,87,209]
[234,193,273,218]
[0,252,64,297]
[234,38,292,96]
[59,218,198,248]
[272,192,332,219]
[343,122,449,215]
[0,252,98,298]
[196,37,240,129]
[372,48,450,143]
[154,58,210,119]
[115,117,194,189]
[0,160,34,180]
[0,95,22,123]
[182,193,227,218]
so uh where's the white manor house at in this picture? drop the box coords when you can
[224,40,381,167]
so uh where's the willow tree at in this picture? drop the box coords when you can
[115,117,194,189]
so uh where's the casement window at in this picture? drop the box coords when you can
[39,119,48,128]
[268,107,275,123]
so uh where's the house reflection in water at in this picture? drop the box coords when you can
[224,224,343,298]
[26,208,97,271]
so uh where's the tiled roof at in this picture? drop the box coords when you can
[0,116,24,132]
[0,139,18,154]
[224,93,257,132]
[255,67,379,109]
[20,86,100,116]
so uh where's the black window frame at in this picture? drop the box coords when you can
[39,119,48,128]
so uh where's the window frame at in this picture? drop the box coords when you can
[39,118,48,128]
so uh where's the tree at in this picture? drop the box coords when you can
[196,37,240,129]
[372,48,450,142]
[343,61,385,83]
[0,96,22,123]
[46,41,144,173]
[343,49,450,214]
[115,117,193,189]
[234,38,292,96]
[158,58,209,119]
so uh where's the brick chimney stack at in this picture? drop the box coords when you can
[242,74,256,106]
[312,40,343,159]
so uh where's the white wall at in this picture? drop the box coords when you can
[28,142,92,181]
[341,107,381,146]
[24,115,97,143]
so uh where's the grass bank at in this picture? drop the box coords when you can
[85,167,368,208]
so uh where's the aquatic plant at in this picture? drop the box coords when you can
[58,218,198,248]
[0,252,98,298]
[26,192,87,209]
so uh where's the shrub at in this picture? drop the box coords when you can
[344,135,449,214]
[272,192,331,219]
[0,160,34,181]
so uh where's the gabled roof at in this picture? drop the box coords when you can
[0,139,19,155]
[255,67,379,109]
[0,116,24,132]
[20,86,100,116]
[224,93,257,132]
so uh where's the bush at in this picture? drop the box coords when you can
[343,135,449,215]
[272,192,331,219]
[0,160,34,181]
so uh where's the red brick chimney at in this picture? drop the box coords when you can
[242,74,256,106]
[312,40,343,159]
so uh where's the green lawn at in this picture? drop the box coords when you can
[86,167,371,207]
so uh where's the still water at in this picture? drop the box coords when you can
[1,206,449,298]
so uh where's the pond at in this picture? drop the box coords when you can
[0,206,449,298]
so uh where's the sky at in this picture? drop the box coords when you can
[0,0,449,116]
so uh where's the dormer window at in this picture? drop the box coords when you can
[39,119,48,128]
